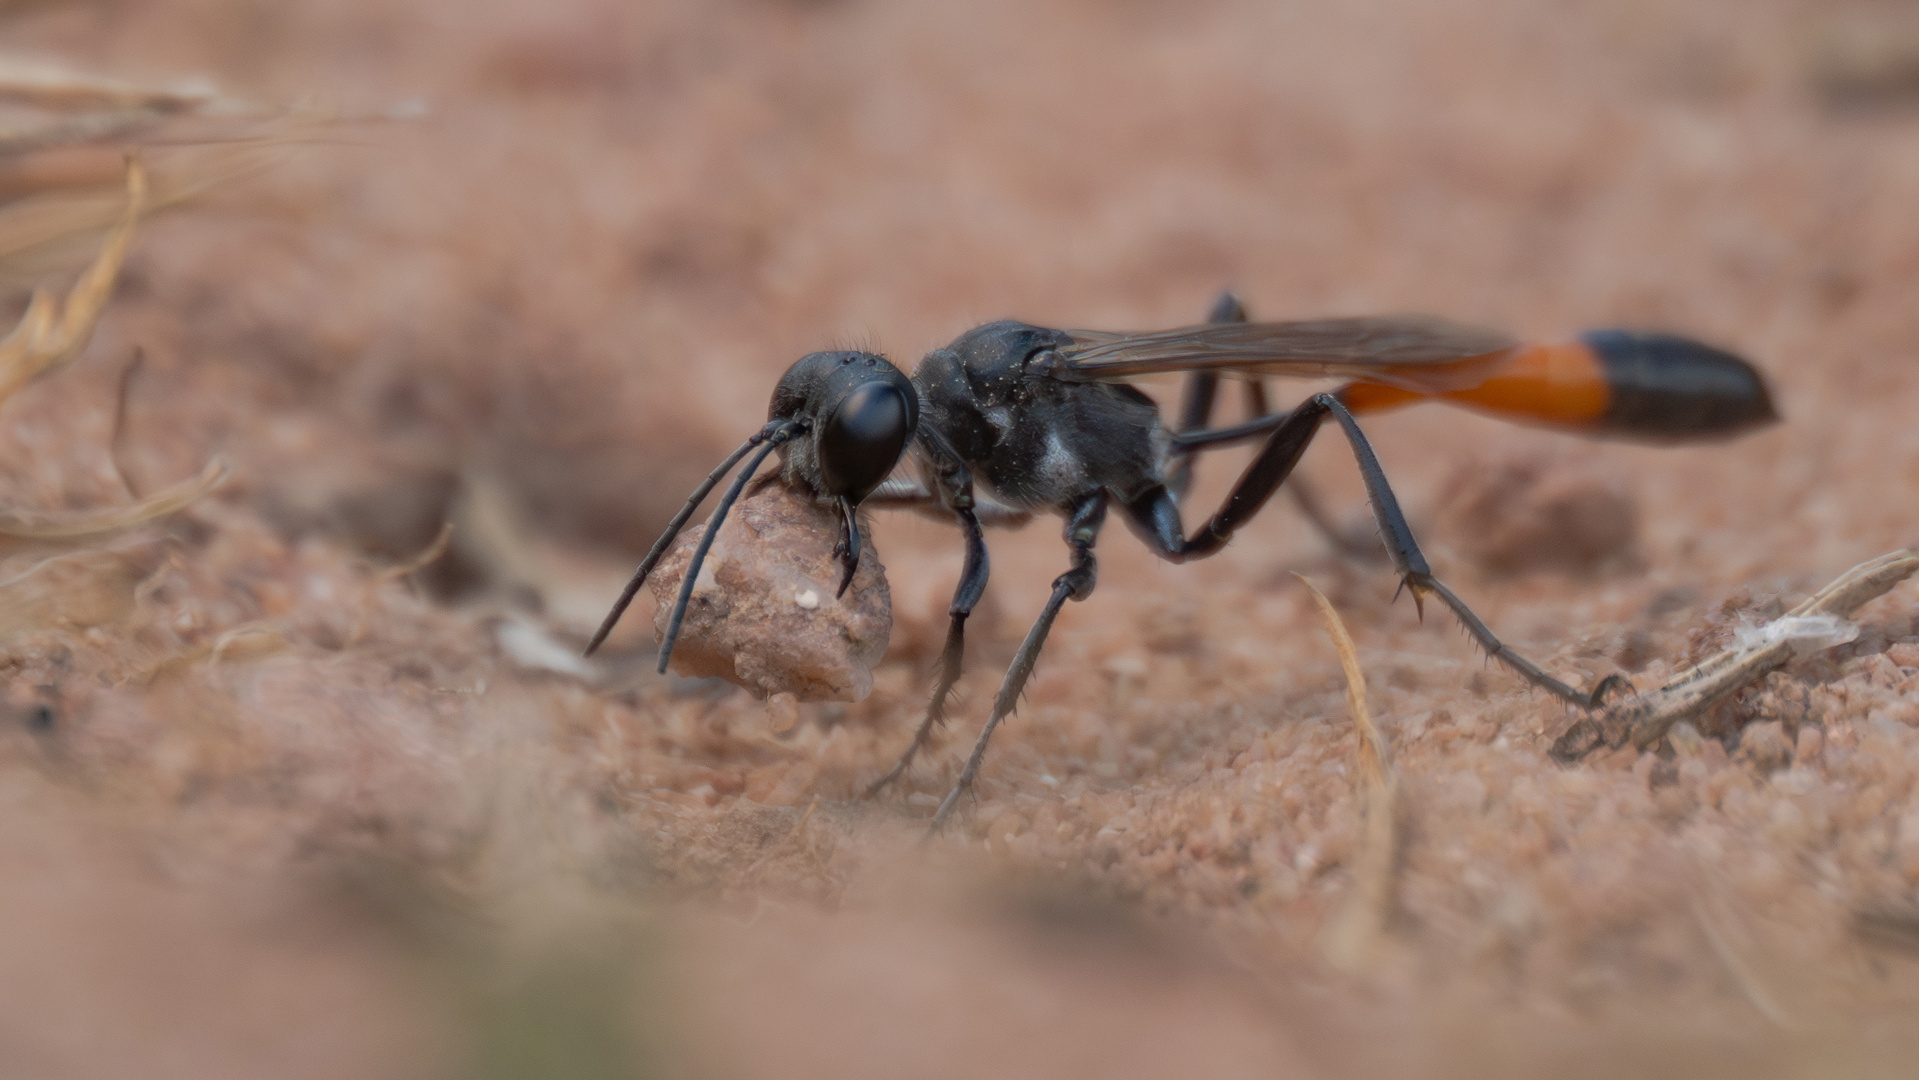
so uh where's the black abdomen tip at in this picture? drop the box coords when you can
[1584,329,1778,440]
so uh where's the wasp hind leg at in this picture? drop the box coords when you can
[1169,293,1386,562]
[1128,392,1625,709]
[1164,292,1245,499]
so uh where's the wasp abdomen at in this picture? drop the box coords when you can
[1584,329,1777,439]
[1337,331,1775,442]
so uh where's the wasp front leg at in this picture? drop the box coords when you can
[866,446,996,798]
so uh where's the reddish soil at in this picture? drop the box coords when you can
[4,0,1919,1076]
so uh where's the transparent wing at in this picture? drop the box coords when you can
[1060,315,1520,393]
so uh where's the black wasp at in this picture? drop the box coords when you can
[587,293,1774,830]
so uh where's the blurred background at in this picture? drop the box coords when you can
[4,0,1919,1076]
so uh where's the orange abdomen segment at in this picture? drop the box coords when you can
[1340,341,1609,426]
[1437,340,1611,425]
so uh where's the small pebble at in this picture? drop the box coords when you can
[650,480,891,701]
[1668,721,1706,758]
[1795,726,1824,765]
[1737,720,1794,773]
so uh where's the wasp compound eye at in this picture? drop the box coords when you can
[819,381,912,501]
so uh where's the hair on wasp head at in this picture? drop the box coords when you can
[583,350,918,673]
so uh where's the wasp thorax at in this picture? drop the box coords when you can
[943,320,1075,403]
[769,350,919,502]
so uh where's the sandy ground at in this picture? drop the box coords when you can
[4,0,1919,1076]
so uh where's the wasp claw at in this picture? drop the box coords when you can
[832,495,862,598]
[1588,672,1635,707]
[1394,575,1428,621]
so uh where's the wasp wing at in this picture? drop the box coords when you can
[1060,315,1519,394]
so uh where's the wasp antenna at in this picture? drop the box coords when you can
[584,421,784,658]
[656,424,797,674]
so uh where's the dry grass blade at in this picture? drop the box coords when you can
[0,456,228,551]
[0,55,260,161]
[1553,548,1919,758]
[208,623,290,664]
[0,55,221,113]
[1690,895,1792,1029]
[0,53,346,285]
[0,137,316,285]
[375,522,454,585]
[0,548,143,643]
[1295,573,1389,786]
[345,522,454,648]
[1296,573,1399,974]
[110,347,144,497]
[0,154,141,403]
[0,108,175,160]
[1854,903,1919,956]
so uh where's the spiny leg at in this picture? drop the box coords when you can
[1312,400,1622,705]
[1167,410,1289,453]
[1215,303,1384,563]
[1416,575,1632,705]
[863,500,988,798]
[928,493,1106,834]
[1168,368,1284,501]
[1124,393,1617,708]
[866,445,998,795]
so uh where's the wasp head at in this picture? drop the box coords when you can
[585,349,917,667]
[770,350,919,504]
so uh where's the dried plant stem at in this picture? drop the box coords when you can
[1554,547,1919,759]
[1296,573,1398,974]
[110,348,145,498]
[346,522,455,648]
[0,456,227,551]
[0,56,219,113]
[374,522,455,585]
[1690,896,1792,1029]
[0,155,143,405]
